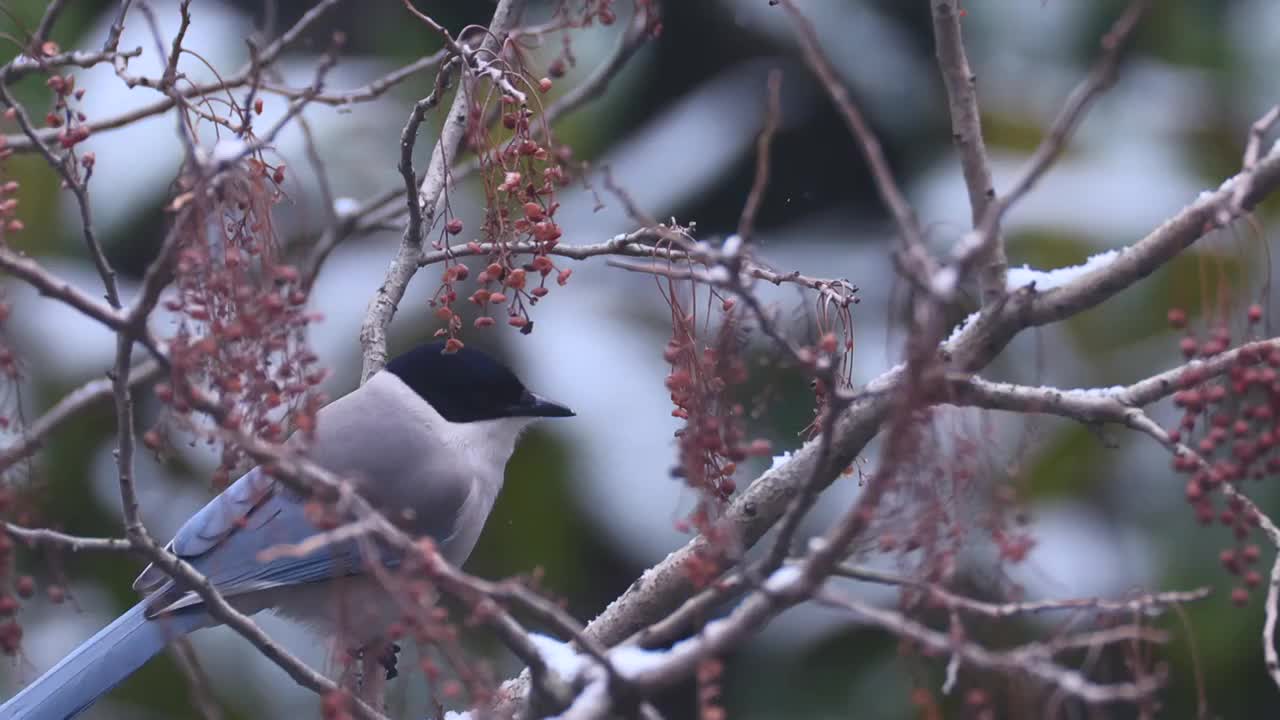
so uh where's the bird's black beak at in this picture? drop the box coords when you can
[513,392,575,418]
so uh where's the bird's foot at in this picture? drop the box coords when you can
[379,643,402,681]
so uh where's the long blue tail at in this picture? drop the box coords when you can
[0,602,206,720]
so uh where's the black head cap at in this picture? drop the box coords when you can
[384,341,574,423]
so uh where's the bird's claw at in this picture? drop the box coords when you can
[379,643,401,681]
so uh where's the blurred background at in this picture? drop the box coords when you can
[1,0,1279,717]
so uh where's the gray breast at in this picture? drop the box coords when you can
[306,376,474,545]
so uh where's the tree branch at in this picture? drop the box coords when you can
[929,0,1004,306]
[938,0,1151,301]
[359,0,528,380]
[778,0,937,293]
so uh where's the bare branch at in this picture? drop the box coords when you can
[602,566,1165,706]
[302,7,658,264]
[0,361,161,474]
[1025,139,1280,328]
[0,70,122,315]
[952,365,1280,696]
[826,562,1210,619]
[938,0,1151,300]
[929,0,1004,305]
[0,246,126,331]
[811,591,1166,705]
[537,3,656,131]
[128,530,391,720]
[1,0,346,153]
[3,46,143,83]
[1226,104,1280,223]
[359,0,529,380]
[31,0,71,48]
[496,135,1280,711]
[1266,538,1280,692]
[260,50,449,106]
[737,70,783,244]
[169,639,225,720]
[778,0,937,292]
[4,524,132,553]
[421,228,857,309]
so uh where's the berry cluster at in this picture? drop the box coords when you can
[0,501,69,657]
[428,74,576,351]
[540,0,661,78]
[659,278,779,590]
[423,0,664,352]
[42,68,91,151]
[153,159,324,487]
[1167,305,1270,605]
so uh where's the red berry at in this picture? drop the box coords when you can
[0,620,22,655]
[1221,548,1239,571]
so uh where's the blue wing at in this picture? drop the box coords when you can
[131,376,473,615]
[133,466,387,615]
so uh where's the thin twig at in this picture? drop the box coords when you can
[0,246,126,331]
[929,0,1004,306]
[4,524,132,552]
[169,639,225,720]
[29,0,70,49]
[737,70,783,244]
[826,562,1210,618]
[938,0,1151,299]
[425,228,857,308]
[0,361,159,473]
[778,0,937,292]
[0,76,121,310]
[1226,104,1280,223]
[1,0,347,152]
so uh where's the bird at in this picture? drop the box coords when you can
[0,341,573,720]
